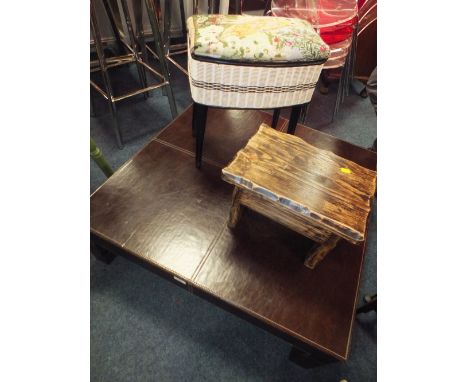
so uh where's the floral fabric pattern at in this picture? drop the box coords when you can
[188,14,330,63]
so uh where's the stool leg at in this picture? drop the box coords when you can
[264,0,272,15]
[91,0,124,149]
[120,0,149,99]
[132,0,150,98]
[179,0,187,35]
[333,66,345,121]
[90,92,97,117]
[287,105,302,135]
[191,104,196,138]
[228,187,244,228]
[271,108,280,129]
[101,0,125,55]
[163,0,171,56]
[304,235,340,270]
[145,0,178,118]
[194,103,208,168]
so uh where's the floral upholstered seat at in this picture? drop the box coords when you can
[187,14,330,64]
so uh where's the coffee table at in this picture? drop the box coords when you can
[222,124,376,270]
[91,105,376,364]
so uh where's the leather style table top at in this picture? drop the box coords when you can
[91,105,376,360]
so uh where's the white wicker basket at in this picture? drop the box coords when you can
[188,53,324,109]
[187,23,325,109]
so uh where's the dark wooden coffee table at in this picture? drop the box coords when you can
[91,105,376,365]
[222,124,376,270]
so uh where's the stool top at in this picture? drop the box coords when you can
[187,14,330,65]
[222,124,377,242]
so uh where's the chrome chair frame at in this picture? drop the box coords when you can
[90,0,177,148]
[142,0,241,78]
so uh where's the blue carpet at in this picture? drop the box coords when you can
[90,54,377,381]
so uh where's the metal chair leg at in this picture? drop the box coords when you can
[264,0,272,15]
[134,0,150,65]
[160,0,172,97]
[192,0,199,15]
[346,25,358,97]
[120,0,149,99]
[332,66,345,121]
[91,0,124,149]
[179,0,187,35]
[145,0,178,118]
[101,0,125,55]
[90,92,97,118]
[163,0,172,56]
[133,0,151,98]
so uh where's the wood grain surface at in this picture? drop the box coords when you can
[222,124,377,242]
[235,187,332,243]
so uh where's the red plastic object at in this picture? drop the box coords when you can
[271,0,358,45]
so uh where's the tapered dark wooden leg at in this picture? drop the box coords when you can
[271,108,281,129]
[91,241,116,264]
[193,102,208,168]
[287,105,303,135]
[288,347,337,368]
[192,103,197,138]
[356,294,377,314]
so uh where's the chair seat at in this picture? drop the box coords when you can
[188,14,329,64]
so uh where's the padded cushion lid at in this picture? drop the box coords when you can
[187,14,330,64]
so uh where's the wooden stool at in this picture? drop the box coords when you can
[222,124,377,270]
[186,14,330,168]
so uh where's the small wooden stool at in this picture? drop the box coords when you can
[187,14,330,168]
[222,124,377,270]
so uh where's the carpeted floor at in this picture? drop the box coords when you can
[90,53,377,382]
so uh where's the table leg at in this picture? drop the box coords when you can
[91,241,116,264]
[288,346,337,368]
[304,235,340,270]
[356,294,377,314]
[227,187,244,228]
